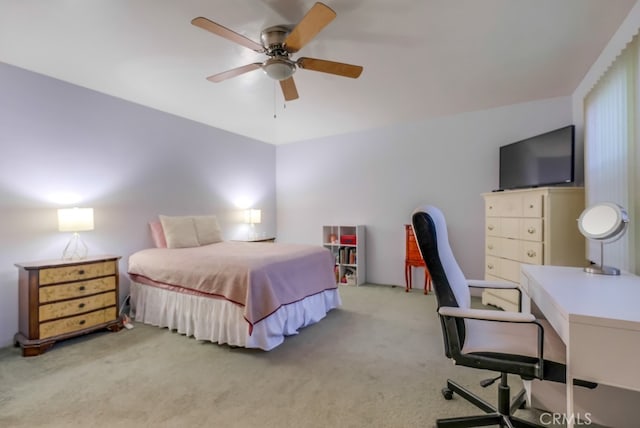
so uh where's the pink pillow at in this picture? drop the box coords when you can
[149,221,167,248]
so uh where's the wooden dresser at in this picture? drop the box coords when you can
[14,255,122,356]
[482,187,586,311]
[405,224,431,294]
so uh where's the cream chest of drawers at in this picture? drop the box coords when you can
[14,255,122,356]
[482,187,586,311]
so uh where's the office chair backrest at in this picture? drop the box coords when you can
[412,205,470,309]
[412,205,470,357]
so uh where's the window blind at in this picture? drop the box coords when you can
[583,35,637,273]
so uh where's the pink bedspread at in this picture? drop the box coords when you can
[128,242,338,328]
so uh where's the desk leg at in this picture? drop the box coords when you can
[566,347,575,428]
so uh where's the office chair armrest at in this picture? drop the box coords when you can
[467,279,519,289]
[467,280,526,312]
[439,306,545,376]
[438,306,536,323]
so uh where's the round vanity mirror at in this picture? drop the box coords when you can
[577,202,629,275]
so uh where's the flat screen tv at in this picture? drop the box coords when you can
[498,125,575,191]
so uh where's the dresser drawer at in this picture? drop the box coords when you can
[500,258,521,283]
[500,238,520,259]
[485,236,500,256]
[497,194,523,217]
[485,273,503,283]
[486,194,524,217]
[486,218,500,236]
[486,237,519,259]
[39,307,117,339]
[520,218,543,242]
[485,256,520,283]
[39,292,116,322]
[485,197,499,217]
[39,260,117,285]
[39,276,116,303]
[485,255,501,277]
[520,241,543,265]
[500,218,520,239]
[523,193,543,217]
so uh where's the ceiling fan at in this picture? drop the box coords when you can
[191,2,363,101]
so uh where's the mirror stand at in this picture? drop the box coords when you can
[584,241,621,275]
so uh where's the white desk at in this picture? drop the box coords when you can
[520,265,640,428]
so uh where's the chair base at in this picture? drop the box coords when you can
[437,376,539,428]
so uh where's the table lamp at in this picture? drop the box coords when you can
[244,209,261,240]
[58,207,94,260]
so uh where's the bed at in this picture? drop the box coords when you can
[128,236,341,351]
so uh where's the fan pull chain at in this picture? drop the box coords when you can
[272,82,287,118]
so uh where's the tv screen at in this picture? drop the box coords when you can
[499,125,575,190]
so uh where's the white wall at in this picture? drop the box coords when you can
[0,62,277,348]
[276,97,574,286]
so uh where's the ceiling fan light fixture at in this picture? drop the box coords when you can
[263,57,296,81]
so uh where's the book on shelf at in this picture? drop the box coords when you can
[338,247,357,265]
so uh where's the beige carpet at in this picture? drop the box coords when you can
[0,284,545,428]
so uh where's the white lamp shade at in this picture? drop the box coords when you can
[58,208,94,232]
[244,209,262,224]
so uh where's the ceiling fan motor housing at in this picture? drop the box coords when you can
[260,25,296,80]
[260,25,292,56]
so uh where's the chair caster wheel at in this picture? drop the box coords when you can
[441,387,453,400]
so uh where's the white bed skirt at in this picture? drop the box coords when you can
[130,280,341,351]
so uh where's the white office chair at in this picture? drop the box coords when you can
[411,205,596,427]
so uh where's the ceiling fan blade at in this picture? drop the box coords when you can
[206,63,262,83]
[284,2,336,53]
[297,57,363,78]
[191,17,264,53]
[279,77,299,101]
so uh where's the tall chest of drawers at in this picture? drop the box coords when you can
[14,255,122,356]
[482,187,586,311]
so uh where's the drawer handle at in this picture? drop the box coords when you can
[487,244,494,250]
[78,320,86,326]
[529,204,534,209]
[527,227,536,234]
[78,286,86,291]
[527,250,536,258]
[78,303,85,309]
[489,205,493,210]
[487,225,494,231]
[77,269,85,275]
[487,263,494,270]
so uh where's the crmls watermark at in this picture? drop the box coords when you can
[540,412,593,426]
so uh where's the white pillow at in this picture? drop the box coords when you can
[158,215,223,248]
[193,215,223,245]
[159,215,199,248]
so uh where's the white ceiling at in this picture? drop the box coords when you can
[0,0,636,145]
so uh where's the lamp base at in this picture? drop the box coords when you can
[62,232,89,260]
[584,265,621,276]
